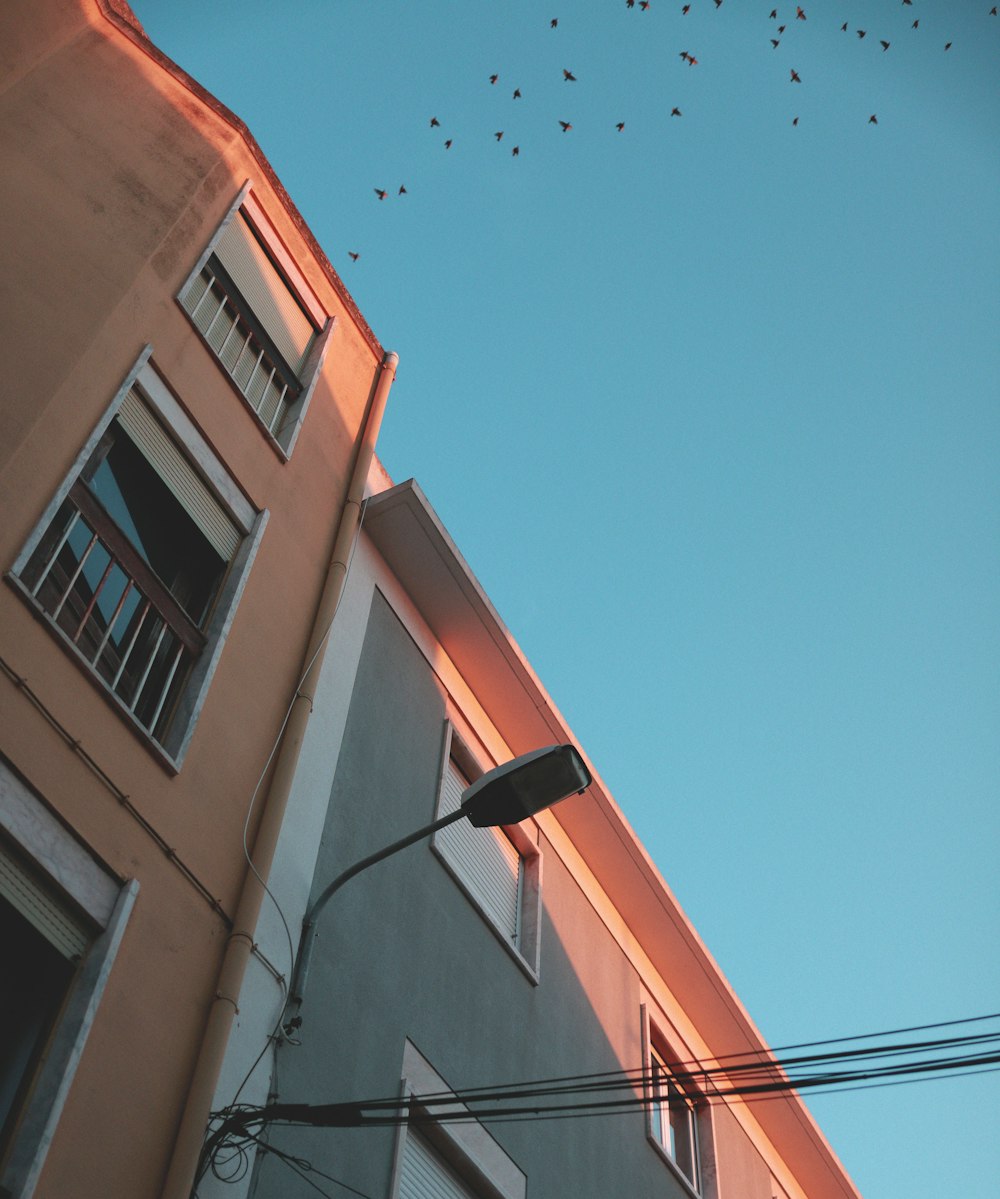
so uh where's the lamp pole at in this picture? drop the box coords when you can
[197,744,590,1189]
[288,805,465,1006]
[287,743,591,1011]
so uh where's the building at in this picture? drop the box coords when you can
[206,473,863,1199]
[1,2,394,1195]
[2,5,863,1198]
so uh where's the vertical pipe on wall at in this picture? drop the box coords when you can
[161,350,399,1199]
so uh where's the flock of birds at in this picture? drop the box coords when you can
[347,1,995,262]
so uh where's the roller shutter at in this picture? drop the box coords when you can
[399,1130,481,1199]
[117,388,242,561]
[0,840,90,961]
[214,213,315,374]
[438,759,521,944]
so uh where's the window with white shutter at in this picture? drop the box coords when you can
[391,1042,526,1199]
[0,850,82,1160]
[398,1130,483,1199]
[0,768,133,1185]
[179,196,332,455]
[432,726,541,978]
[437,757,522,945]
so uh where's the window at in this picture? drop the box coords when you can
[9,358,262,764]
[399,1129,484,1199]
[432,726,541,977]
[0,840,86,1158]
[0,759,135,1197]
[642,1009,714,1197]
[180,193,332,454]
[650,1046,701,1191]
[392,1041,525,1199]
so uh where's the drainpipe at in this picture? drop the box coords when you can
[161,350,398,1199]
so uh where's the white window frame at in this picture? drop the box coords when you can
[641,1005,717,1199]
[0,758,137,1199]
[7,350,267,770]
[431,722,542,982]
[178,183,335,459]
[389,1040,526,1199]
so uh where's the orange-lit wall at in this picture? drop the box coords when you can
[0,1,384,1194]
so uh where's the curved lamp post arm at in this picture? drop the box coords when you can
[289,806,465,1006]
[287,744,590,1011]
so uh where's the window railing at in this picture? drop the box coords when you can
[20,483,205,743]
[183,263,300,438]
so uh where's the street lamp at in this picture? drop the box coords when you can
[288,744,590,1008]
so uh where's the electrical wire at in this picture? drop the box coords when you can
[202,1013,1000,1173]
[252,1135,375,1199]
[303,1019,1000,1114]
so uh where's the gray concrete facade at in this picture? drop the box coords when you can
[207,479,858,1199]
[252,589,703,1199]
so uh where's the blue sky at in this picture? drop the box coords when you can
[132,3,999,1196]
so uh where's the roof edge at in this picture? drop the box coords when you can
[96,0,383,360]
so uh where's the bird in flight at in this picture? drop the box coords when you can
[640,1,650,9]
[769,8,777,17]
[912,20,919,28]
[513,88,521,98]
[429,116,440,127]
[563,68,577,81]
[682,3,690,12]
[868,114,878,124]
[550,18,558,27]
[792,116,799,126]
[616,121,625,131]
[790,68,802,82]
[771,38,780,48]
[512,145,520,156]
[398,185,407,195]
[374,188,387,200]
[494,131,504,141]
[489,74,498,84]
[671,106,682,116]
[857,29,866,38]
[880,40,890,51]
[944,42,952,50]
[444,138,453,149]
[796,6,806,19]
[841,22,848,31]
[348,251,359,262]
[559,119,573,131]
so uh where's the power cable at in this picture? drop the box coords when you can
[202,1015,1000,1173]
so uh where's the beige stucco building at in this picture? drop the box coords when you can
[1,2,394,1194]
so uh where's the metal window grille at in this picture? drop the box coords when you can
[21,486,205,744]
[182,264,300,437]
[17,391,240,748]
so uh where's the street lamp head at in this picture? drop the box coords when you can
[460,744,591,828]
